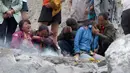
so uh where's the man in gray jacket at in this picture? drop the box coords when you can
[95,13,116,56]
[0,0,22,45]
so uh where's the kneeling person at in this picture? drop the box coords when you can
[11,20,33,49]
[32,25,58,52]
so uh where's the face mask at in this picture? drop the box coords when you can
[88,25,92,28]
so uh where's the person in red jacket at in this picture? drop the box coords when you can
[11,20,33,49]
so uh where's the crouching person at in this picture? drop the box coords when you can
[74,21,104,61]
[32,25,59,53]
[11,20,34,49]
[58,26,74,56]
[58,18,78,56]
[96,13,116,56]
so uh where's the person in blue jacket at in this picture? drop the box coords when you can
[74,20,104,61]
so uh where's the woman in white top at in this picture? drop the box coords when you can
[21,0,29,20]
[121,0,130,35]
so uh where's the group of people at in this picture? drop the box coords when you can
[58,13,116,60]
[0,0,130,61]
[57,0,117,61]
[0,0,61,53]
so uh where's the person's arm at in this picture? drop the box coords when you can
[11,0,23,13]
[74,27,84,54]
[91,35,99,51]
[11,33,21,49]
[89,0,94,10]
[97,26,116,41]
[0,0,9,13]
[32,36,44,42]
[97,33,107,39]
[85,0,94,15]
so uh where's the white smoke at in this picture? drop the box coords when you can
[40,48,59,56]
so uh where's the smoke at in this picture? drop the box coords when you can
[0,37,60,57]
[18,40,59,56]
[40,48,59,56]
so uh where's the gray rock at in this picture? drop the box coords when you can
[0,49,107,73]
[105,34,130,73]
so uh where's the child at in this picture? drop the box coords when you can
[32,25,58,52]
[21,0,29,20]
[11,20,33,49]
[74,20,104,61]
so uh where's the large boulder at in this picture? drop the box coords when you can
[105,34,130,73]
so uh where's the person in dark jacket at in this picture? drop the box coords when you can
[95,13,116,56]
[121,0,130,35]
[58,18,78,56]
[32,25,58,52]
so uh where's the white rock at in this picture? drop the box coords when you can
[105,34,130,73]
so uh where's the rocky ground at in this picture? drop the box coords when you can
[0,48,107,73]
[3,0,127,73]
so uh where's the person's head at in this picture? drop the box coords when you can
[38,25,49,38]
[98,12,109,26]
[63,26,72,34]
[19,20,31,33]
[66,18,78,30]
[82,20,93,27]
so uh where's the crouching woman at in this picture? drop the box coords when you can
[11,20,33,49]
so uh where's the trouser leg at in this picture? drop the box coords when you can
[6,17,18,44]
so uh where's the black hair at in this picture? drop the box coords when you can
[98,12,109,20]
[66,18,78,26]
[19,20,31,31]
[38,24,49,33]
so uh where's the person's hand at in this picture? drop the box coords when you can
[74,54,80,61]
[45,3,52,8]
[6,9,14,18]
[92,26,100,35]
[90,5,94,11]
[3,13,9,19]
[85,9,89,15]
[32,36,44,41]
[90,51,95,56]
[94,49,98,53]
[63,26,72,34]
